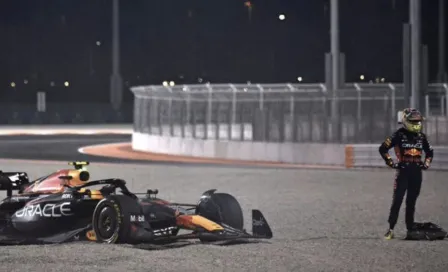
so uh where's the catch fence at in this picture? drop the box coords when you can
[131,83,448,145]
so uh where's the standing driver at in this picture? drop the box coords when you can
[378,108,434,240]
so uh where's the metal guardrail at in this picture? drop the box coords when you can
[345,144,448,171]
[131,82,448,145]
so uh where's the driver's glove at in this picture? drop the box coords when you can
[420,159,431,170]
[386,159,401,169]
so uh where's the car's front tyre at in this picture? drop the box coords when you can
[92,195,137,244]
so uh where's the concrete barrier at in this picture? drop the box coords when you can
[132,132,346,166]
[133,130,448,170]
[145,124,253,140]
[345,144,448,170]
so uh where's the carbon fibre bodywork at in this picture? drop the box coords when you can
[0,162,273,245]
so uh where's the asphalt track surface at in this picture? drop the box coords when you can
[0,134,137,164]
[0,134,277,169]
[0,135,447,271]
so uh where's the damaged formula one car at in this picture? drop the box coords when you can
[0,162,273,245]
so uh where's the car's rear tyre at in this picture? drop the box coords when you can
[92,195,139,244]
[197,192,244,230]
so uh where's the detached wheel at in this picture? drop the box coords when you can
[92,195,139,244]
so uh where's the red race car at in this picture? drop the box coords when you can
[0,161,273,245]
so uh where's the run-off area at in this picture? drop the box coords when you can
[0,161,447,272]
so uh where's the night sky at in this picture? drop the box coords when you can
[0,0,446,103]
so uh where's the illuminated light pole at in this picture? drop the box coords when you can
[244,1,253,23]
[110,0,123,110]
[330,0,339,136]
[437,0,447,82]
[410,0,421,109]
[331,0,339,92]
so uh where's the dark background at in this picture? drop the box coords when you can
[0,0,446,124]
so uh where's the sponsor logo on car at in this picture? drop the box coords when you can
[62,193,72,199]
[130,214,145,222]
[14,202,73,218]
[253,218,265,227]
[153,226,177,236]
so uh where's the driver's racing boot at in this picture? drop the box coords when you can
[405,223,421,240]
[384,229,394,240]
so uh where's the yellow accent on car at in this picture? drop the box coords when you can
[78,189,104,200]
[67,170,88,187]
[190,215,224,231]
[69,161,90,171]
[86,230,97,241]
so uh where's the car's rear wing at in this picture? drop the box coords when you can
[0,171,30,197]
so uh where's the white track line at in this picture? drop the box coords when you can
[77,142,352,170]
[77,142,126,154]
[0,130,132,135]
[0,158,151,168]
[0,125,133,135]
